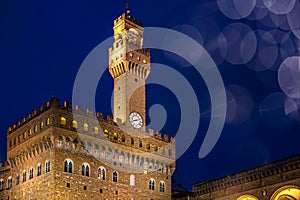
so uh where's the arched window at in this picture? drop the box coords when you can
[34,125,38,133]
[94,127,99,134]
[22,171,26,182]
[40,122,44,129]
[112,171,118,182]
[113,132,118,140]
[29,168,34,179]
[72,121,77,129]
[37,164,41,176]
[64,159,73,173]
[130,175,135,186]
[149,179,155,190]
[83,123,89,131]
[81,163,90,177]
[45,160,51,173]
[0,179,4,190]
[160,181,165,192]
[46,118,50,126]
[15,175,20,185]
[23,132,27,139]
[29,129,32,136]
[7,177,12,189]
[61,117,67,126]
[98,167,106,180]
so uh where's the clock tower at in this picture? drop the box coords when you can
[108,7,150,130]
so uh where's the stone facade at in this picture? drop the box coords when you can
[193,154,300,200]
[0,8,176,200]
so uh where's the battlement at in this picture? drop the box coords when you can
[114,12,143,28]
[0,161,8,168]
[7,98,175,145]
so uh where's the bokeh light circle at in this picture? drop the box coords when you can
[263,0,296,14]
[287,0,300,39]
[217,0,256,19]
[278,56,300,99]
[220,23,257,64]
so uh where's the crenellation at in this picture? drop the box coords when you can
[155,132,162,140]
[148,128,154,136]
[63,101,72,111]
[96,112,104,120]
[32,109,37,117]
[86,108,94,115]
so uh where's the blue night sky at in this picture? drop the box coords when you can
[1,0,300,190]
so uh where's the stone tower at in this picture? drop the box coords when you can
[108,7,150,130]
[0,7,176,200]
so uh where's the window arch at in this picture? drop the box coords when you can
[0,179,4,190]
[64,159,73,173]
[37,163,41,176]
[22,171,26,182]
[45,160,51,173]
[112,171,118,182]
[7,177,12,189]
[160,181,165,192]
[98,167,106,180]
[81,163,90,177]
[149,179,155,190]
[130,174,135,186]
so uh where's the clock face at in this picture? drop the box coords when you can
[129,112,143,129]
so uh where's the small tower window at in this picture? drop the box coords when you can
[60,117,67,126]
[45,160,51,173]
[22,171,26,182]
[40,122,44,129]
[160,181,165,192]
[15,175,20,186]
[94,127,99,134]
[7,177,12,189]
[23,132,27,139]
[72,121,77,129]
[46,118,50,125]
[112,171,118,182]
[149,179,155,190]
[29,168,33,180]
[34,125,38,132]
[37,164,41,176]
[83,123,89,131]
[29,129,32,136]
